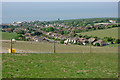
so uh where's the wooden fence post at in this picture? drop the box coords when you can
[10,39,12,53]
[90,41,92,53]
[54,40,55,53]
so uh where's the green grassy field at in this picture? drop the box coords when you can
[0,53,2,79]
[1,32,18,40]
[78,27,119,39]
[2,53,118,78]
[2,41,118,53]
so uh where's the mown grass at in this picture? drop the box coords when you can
[0,53,2,79]
[78,27,118,39]
[1,32,18,40]
[2,53,118,78]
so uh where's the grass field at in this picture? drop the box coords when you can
[78,27,119,39]
[1,32,18,40]
[2,41,118,53]
[0,53,2,79]
[2,53,118,78]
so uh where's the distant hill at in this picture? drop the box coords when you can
[29,18,117,28]
[78,27,118,39]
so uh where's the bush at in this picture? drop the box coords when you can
[94,43,100,46]
[116,39,120,44]
[104,37,115,42]
[54,38,60,41]
[60,40,64,44]
[1,30,5,32]
[77,43,82,45]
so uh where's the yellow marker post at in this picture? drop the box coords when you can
[113,42,116,44]
[9,49,15,53]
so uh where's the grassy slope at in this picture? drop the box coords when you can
[0,54,1,79]
[1,32,18,40]
[2,53,118,78]
[78,27,118,39]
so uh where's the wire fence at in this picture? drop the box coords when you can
[2,40,118,53]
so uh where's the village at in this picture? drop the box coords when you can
[1,19,119,46]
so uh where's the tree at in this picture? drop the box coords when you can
[17,30,25,34]
[35,32,42,36]
[32,31,42,36]
[64,30,69,35]
[104,37,115,42]
[107,25,113,28]
[15,34,25,40]
[79,34,82,38]
[71,33,77,37]
[59,31,64,35]
[49,27,54,31]
[46,27,54,32]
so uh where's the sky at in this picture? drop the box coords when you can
[1,0,120,2]
[2,2,118,23]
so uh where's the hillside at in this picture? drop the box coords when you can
[78,27,118,39]
[2,53,118,78]
[2,41,118,53]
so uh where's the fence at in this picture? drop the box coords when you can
[2,40,118,53]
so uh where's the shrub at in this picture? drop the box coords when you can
[116,39,120,44]
[60,40,64,44]
[77,43,82,45]
[94,43,100,46]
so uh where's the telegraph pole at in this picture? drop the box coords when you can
[54,40,55,53]
[10,39,12,53]
[90,41,92,53]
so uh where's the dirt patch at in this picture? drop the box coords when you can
[1,47,39,53]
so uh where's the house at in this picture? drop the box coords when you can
[29,36,37,41]
[64,40,68,45]
[68,38,77,43]
[25,33,31,37]
[77,38,89,45]
[24,33,32,39]
[109,20,116,23]
[54,34,61,39]
[13,30,18,33]
[34,36,46,42]
[84,26,92,30]
[64,38,77,45]
[93,40,108,46]
[4,28,11,32]
[59,35,69,40]
[51,33,58,37]
[46,32,52,36]
[88,38,97,43]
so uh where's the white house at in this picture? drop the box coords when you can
[64,38,77,44]
[109,20,116,23]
